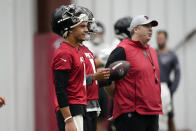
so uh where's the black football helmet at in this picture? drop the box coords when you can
[114,16,132,40]
[78,6,97,33]
[50,4,89,37]
[95,21,105,34]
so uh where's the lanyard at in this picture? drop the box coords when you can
[145,49,159,84]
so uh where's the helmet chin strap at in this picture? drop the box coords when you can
[63,31,68,38]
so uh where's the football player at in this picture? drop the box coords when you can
[51,4,110,131]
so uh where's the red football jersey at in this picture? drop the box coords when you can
[79,45,99,101]
[52,42,87,106]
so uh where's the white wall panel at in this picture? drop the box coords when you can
[148,0,168,48]
[149,0,168,29]
[183,36,196,130]
[185,0,196,34]
[0,0,17,131]
[112,0,132,22]
[131,0,149,16]
[12,0,34,129]
[167,0,185,49]
[0,0,35,130]
[95,0,115,45]
[175,35,196,130]
[74,0,94,11]
[174,47,188,129]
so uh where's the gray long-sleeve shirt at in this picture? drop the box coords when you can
[157,50,180,96]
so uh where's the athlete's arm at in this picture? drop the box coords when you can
[105,47,126,68]
[95,58,104,68]
[54,70,69,108]
[86,69,110,86]
[170,54,181,95]
[54,70,75,128]
[0,97,5,108]
[86,74,94,86]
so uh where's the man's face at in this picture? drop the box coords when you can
[135,23,152,42]
[91,32,104,45]
[157,33,167,49]
[71,21,88,42]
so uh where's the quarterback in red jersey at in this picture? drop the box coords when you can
[51,4,91,131]
[50,4,110,131]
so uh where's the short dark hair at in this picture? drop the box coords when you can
[157,30,168,38]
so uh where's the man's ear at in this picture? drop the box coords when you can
[69,30,72,34]
[69,28,74,34]
[133,27,137,34]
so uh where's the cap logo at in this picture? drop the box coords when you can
[144,16,149,20]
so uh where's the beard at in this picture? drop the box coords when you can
[158,43,166,50]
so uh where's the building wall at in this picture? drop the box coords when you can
[0,0,35,130]
[175,34,196,131]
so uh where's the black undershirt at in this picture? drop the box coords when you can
[105,47,126,68]
[54,70,69,108]
[99,47,126,87]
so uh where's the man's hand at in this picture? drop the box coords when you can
[93,68,110,81]
[60,106,76,131]
[0,97,5,108]
[65,118,77,131]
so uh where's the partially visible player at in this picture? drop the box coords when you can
[110,16,133,57]
[79,7,111,131]
[105,16,133,96]
[80,44,110,131]
[113,16,133,42]
[156,30,180,131]
[103,16,133,131]
[84,21,111,131]
[104,16,133,98]
[0,97,5,108]
[84,21,109,67]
